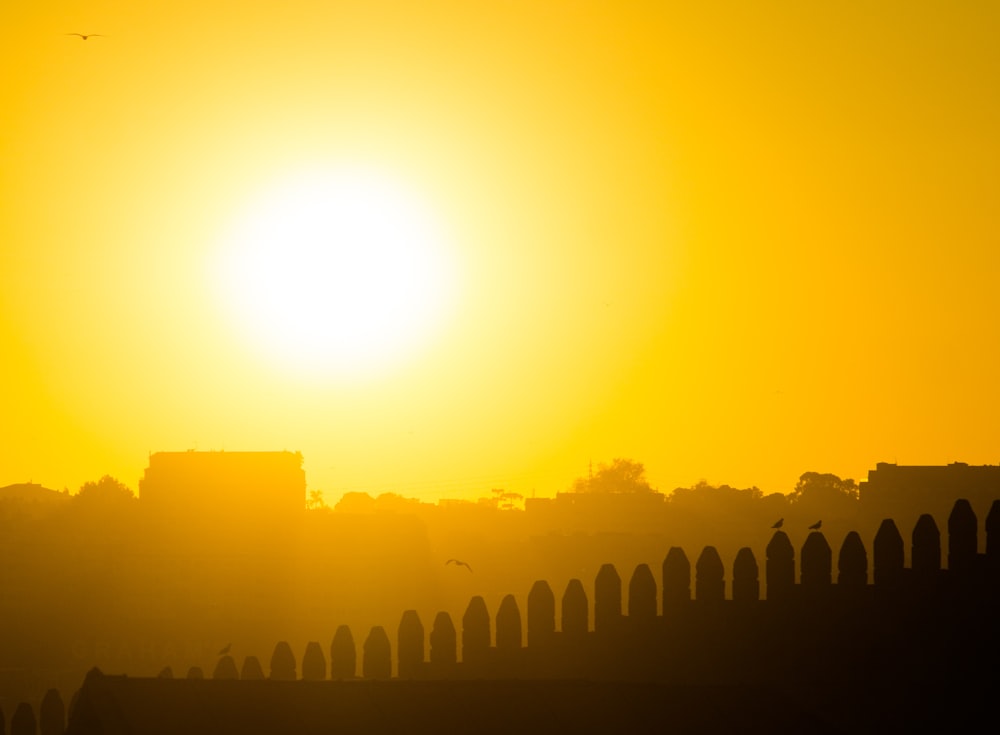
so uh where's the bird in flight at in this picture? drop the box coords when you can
[217,643,231,656]
[808,520,822,530]
[67,33,105,40]
[446,559,473,573]
[771,518,784,529]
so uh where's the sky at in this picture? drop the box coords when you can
[2,1,999,502]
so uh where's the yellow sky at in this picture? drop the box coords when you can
[2,1,999,501]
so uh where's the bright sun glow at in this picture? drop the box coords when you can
[212,167,457,379]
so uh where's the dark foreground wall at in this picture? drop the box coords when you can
[65,669,991,735]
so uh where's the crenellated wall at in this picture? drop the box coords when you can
[194,497,1000,686]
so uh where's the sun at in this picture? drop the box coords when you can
[211,166,457,379]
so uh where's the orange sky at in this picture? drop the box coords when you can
[2,1,999,502]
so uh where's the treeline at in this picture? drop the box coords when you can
[325,461,859,523]
[1,461,861,525]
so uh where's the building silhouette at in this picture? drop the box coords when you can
[139,451,305,527]
[860,461,1000,540]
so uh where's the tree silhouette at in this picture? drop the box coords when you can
[790,472,858,501]
[490,488,523,510]
[571,459,654,494]
[667,481,768,512]
[788,472,858,521]
[488,487,524,510]
[333,491,376,513]
[306,490,329,510]
[71,475,137,527]
[74,475,135,506]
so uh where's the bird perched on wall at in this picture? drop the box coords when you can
[771,518,783,529]
[67,33,105,40]
[446,559,473,573]
[808,520,822,530]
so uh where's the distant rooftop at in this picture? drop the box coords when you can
[139,450,306,521]
[0,482,67,503]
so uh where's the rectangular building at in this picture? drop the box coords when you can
[859,462,1000,534]
[139,450,306,527]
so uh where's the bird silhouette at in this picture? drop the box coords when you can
[771,518,784,529]
[217,643,231,656]
[67,33,105,40]
[446,559,473,573]
[808,520,822,530]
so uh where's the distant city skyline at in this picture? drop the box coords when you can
[9,452,1000,506]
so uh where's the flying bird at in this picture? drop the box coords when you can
[446,559,473,573]
[67,33,105,40]
[217,643,231,656]
[808,520,822,530]
[771,518,784,529]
